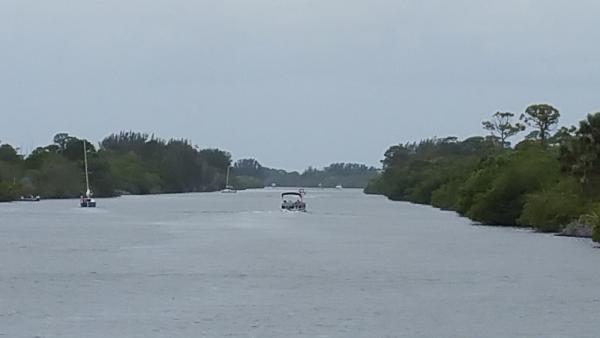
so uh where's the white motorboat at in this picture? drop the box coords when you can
[19,195,41,202]
[281,192,306,212]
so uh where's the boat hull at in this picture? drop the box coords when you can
[80,199,96,208]
[19,197,41,202]
[281,202,306,212]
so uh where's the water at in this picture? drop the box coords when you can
[1,189,599,338]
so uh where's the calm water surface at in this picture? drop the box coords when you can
[1,189,599,337]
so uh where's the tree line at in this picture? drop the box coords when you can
[0,131,231,201]
[365,104,600,243]
[0,131,378,202]
[233,159,379,189]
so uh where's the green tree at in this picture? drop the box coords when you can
[520,104,560,147]
[0,144,21,163]
[482,112,525,148]
[53,133,73,152]
[234,159,264,178]
[559,112,600,196]
[62,138,96,162]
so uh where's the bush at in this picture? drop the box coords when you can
[594,224,600,243]
[466,169,531,225]
[464,146,560,225]
[407,177,444,204]
[382,168,414,201]
[456,163,499,215]
[431,180,462,210]
[0,181,21,202]
[580,205,600,243]
[518,179,588,232]
[364,176,385,195]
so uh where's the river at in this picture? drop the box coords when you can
[1,189,599,337]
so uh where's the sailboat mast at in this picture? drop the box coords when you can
[225,166,230,187]
[83,141,90,194]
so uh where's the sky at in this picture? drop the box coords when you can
[1,0,600,170]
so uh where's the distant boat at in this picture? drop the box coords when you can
[335,184,343,189]
[19,195,41,202]
[221,166,237,193]
[80,141,97,208]
[281,192,306,212]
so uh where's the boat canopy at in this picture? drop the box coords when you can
[282,192,303,198]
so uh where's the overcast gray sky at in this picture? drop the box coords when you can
[1,0,600,170]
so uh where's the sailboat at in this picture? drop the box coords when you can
[221,166,237,193]
[80,141,97,207]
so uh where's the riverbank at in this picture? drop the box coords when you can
[381,197,597,242]
[557,222,594,238]
[0,187,244,203]
[365,110,600,244]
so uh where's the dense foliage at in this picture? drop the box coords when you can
[0,131,378,201]
[0,132,232,199]
[367,105,600,243]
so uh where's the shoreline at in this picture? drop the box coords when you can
[1,186,364,203]
[377,195,596,241]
